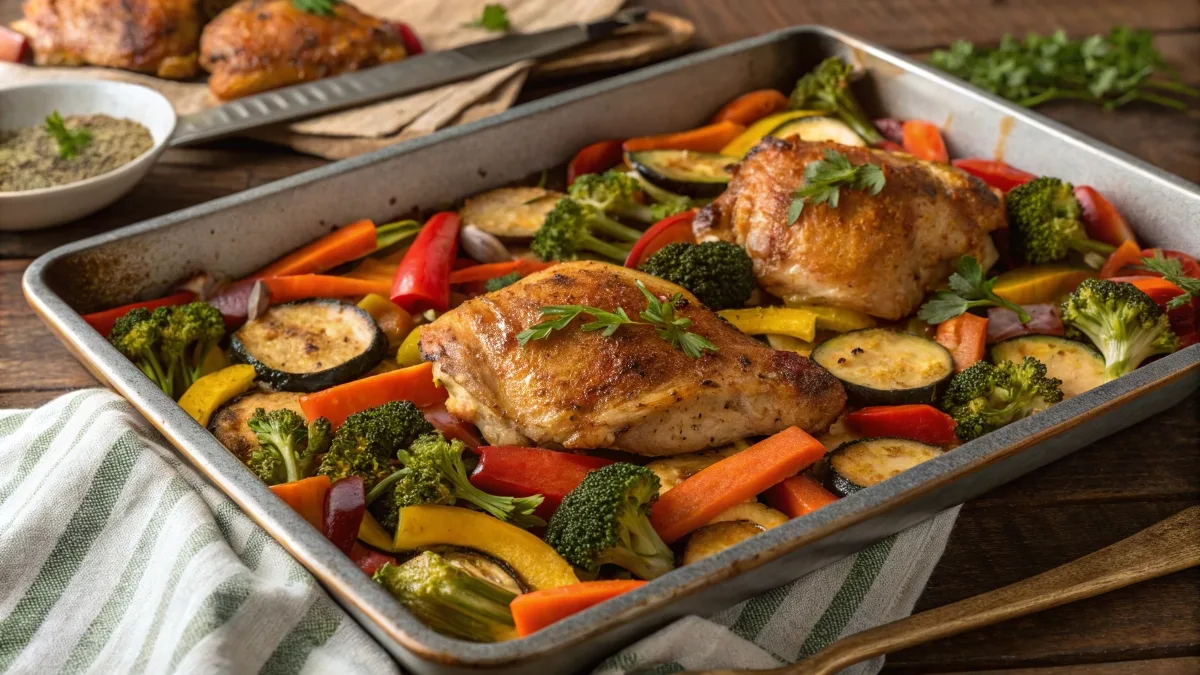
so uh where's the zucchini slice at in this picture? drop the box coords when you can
[826,437,943,497]
[459,186,563,239]
[810,328,954,406]
[767,116,866,147]
[231,300,386,392]
[991,335,1105,399]
[628,149,736,198]
[208,390,303,462]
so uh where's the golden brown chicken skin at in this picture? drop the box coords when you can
[199,0,408,99]
[695,138,1005,320]
[419,261,846,456]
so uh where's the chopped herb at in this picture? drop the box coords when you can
[44,111,92,160]
[636,281,719,359]
[788,149,885,224]
[466,4,510,32]
[291,0,337,14]
[1140,254,1200,310]
[918,255,1031,324]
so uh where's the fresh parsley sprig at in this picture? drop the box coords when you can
[1140,254,1200,310]
[918,255,1031,324]
[788,149,885,225]
[291,0,338,16]
[516,280,718,359]
[466,4,510,32]
[44,111,92,160]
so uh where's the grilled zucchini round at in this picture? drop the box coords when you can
[766,116,866,147]
[810,328,955,406]
[628,149,735,198]
[990,335,1105,399]
[825,437,943,497]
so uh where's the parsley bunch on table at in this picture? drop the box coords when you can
[788,149,885,224]
[929,27,1198,111]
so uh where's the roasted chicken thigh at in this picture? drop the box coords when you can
[695,138,1006,320]
[419,261,846,456]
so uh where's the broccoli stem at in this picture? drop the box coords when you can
[1100,323,1163,382]
[1071,237,1117,256]
[366,467,408,504]
[590,214,645,243]
[581,235,635,262]
[833,91,883,144]
[603,509,674,580]
[140,348,173,397]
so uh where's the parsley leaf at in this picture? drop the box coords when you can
[917,255,1031,324]
[1140,254,1200,310]
[788,149,885,224]
[291,0,338,16]
[636,281,719,359]
[44,111,92,160]
[466,4,510,32]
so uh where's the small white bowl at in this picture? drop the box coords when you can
[0,80,177,231]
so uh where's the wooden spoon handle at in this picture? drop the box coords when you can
[694,505,1200,675]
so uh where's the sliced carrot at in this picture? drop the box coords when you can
[82,291,196,337]
[901,120,949,162]
[260,275,391,305]
[299,362,447,427]
[710,89,789,126]
[765,475,838,519]
[650,427,826,544]
[448,260,555,284]
[510,580,646,636]
[623,121,746,154]
[1099,240,1144,279]
[935,313,988,372]
[270,475,331,530]
[253,220,377,279]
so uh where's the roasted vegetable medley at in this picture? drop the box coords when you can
[87,57,1199,643]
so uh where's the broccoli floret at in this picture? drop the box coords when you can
[544,463,674,580]
[531,197,645,263]
[484,272,523,293]
[639,241,756,310]
[628,171,693,221]
[367,433,544,531]
[246,408,329,485]
[109,307,173,396]
[788,57,882,144]
[569,171,660,224]
[1060,278,1178,382]
[374,552,517,643]
[1006,177,1116,264]
[161,302,226,395]
[317,400,435,490]
[939,357,1065,441]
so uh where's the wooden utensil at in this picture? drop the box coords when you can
[689,505,1200,675]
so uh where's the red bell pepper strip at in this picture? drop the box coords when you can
[934,313,988,372]
[270,476,331,530]
[350,542,397,576]
[391,212,460,313]
[1099,240,1144,279]
[324,476,366,555]
[252,219,378,279]
[951,158,1036,192]
[299,362,448,427]
[843,405,958,446]
[0,26,29,63]
[624,210,697,269]
[510,580,646,637]
[469,446,614,519]
[986,304,1063,343]
[423,403,483,449]
[901,120,949,162]
[448,260,555,284]
[765,475,838,519]
[650,426,826,544]
[567,140,626,186]
[82,291,197,336]
[394,22,423,56]
[1075,186,1137,248]
[710,89,789,126]
[622,121,746,154]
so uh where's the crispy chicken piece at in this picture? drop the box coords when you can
[695,138,1005,320]
[420,261,846,456]
[199,0,408,99]
[13,0,231,78]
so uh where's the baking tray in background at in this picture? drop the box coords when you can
[23,26,1200,675]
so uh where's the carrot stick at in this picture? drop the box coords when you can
[650,427,826,544]
[82,291,196,336]
[623,121,746,154]
[935,313,988,372]
[765,475,839,519]
[260,275,391,305]
[270,475,331,530]
[253,220,377,279]
[448,260,555,284]
[510,580,646,636]
[710,89,789,126]
[299,361,447,427]
[1107,276,1187,308]
[1099,239,1143,279]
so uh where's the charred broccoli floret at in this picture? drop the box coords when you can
[544,462,673,580]
[246,408,331,485]
[638,241,756,310]
[316,401,435,490]
[788,56,882,144]
[109,307,173,396]
[939,357,1065,441]
[374,552,517,643]
[531,197,645,263]
[367,433,544,531]
[484,272,523,293]
[1060,278,1178,382]
[161,302,226,395]
[1006,177,1116,264]
[569,171,660,224]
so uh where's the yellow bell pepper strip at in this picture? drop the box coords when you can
[720,110,820,157]
[196,346,229,378]
[394,505,578,590]
[781,303,876,332]
[358,293,414,351]
[991,266,1093,305]
[765,334,815,357]
[357,511,397,553]
[178,364,257,426]
[396,325,424,367]
[718,307,818,342]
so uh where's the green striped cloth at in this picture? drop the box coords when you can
[0,390,959,674]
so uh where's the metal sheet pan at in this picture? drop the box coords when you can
[23,26,1200,674]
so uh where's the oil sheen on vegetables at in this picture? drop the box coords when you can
[0,114,153,192]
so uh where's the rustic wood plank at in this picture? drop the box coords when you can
[0,389,81,409]
[932,657,1200,675]
[0,259,99,390]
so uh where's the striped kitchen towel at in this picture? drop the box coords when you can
[0,389,959,674]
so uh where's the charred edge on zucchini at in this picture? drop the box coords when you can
[628,150,735,199]
[810,328,955,406]
[230,299,386,393]
[825,437,943,497]
[989,335,1105,399]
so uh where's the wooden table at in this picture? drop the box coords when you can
[2,1,1197,672]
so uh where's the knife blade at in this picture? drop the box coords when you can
[170,7,648,147]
